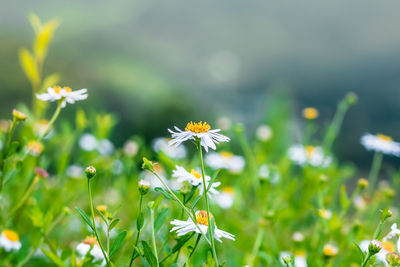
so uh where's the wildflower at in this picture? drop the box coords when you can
[369,240,383,255]
[170,210,235,242]
[96,205,107,213]
[318,209,332,220]
[357,178,369,190]
[361,133,400,156]
[288,144,332,167]
[79,133,98,151]
[152,137,187,159]
[354,196,368,210]
[123,140,139,157]
[27,140,44,156]
[12,109,27,122]
[67,165,84,179]
[215,187,235,209]
[140,163,179,190]
[279,251,307,267]
[76,236,106,265]
[302,107,319,120]
[360,240,394,264]
[36,86,88,108]
[383,223,400,242]
[0,230,22,252]
[85,166,96,179]
[138,180,150,195]
[205,151,245,173]
[34,167,49,179]
[386,252,400,266]
[256,125,273,141]
[98,139,114,155]
[258,164,281,184]
[323,244,338,257]
[172,165,220,197]
[34,120,52,138]
[168,121,230,152]
[293,232,305,242]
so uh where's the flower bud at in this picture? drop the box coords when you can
[142,157,155,172]
[368,240,382,255]
[381,208,393,222]
[85,166,96,179]
[12,109,27,122]
[34,167,49,179]
[138,180,150,195]
[386,252,400,266]
[323,244,338,257]
[180,181,192,195]
[345,92,358,106]
[357,178,368,190]
[302,107,319,120]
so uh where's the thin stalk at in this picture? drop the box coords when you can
[10,176,40,216]
[38,100,62,142]
[361,252,371,267]
[129,195,143,267]
[88,179,111,266]
[0,120,18,192]
[197,140,218,266]
[189,234,202,258]
[248,226,264,266]
[367,152,383,195]
[150,208,160,267]
[160,233,195,264]
[150,170,211,245]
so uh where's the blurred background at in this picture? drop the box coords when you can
[1,0,400,168]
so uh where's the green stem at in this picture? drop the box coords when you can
[88,179,111,266]
[361,252,371,267]
[248,226,264,266]
[367,152,383,195]
[323,98,350,151]
[0,120,18,192]
[129,195,143,267]
[150,170,211,245]
[150,208,160,267]
[10,176,40,216]
[189,234,202,259]
[197,140,219,266]
[38,100,62,142]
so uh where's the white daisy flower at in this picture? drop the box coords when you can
[98,139,114,155]
[0,230,22,252]
[140,164,179,190]
[76,236,106,265]
[36,86,88,108]
[279,251,307,267]
[205,152,245,173]
[172,166,220,197]
[256,125,273,141]
[170,210,235,243]
[67,165,84,179]
[123,140,139,157]
[359,240,395,266]
[168,121,230,152]
[292,232,305,242]
[383,223,400,242]
[153,137,187,159]
[215,187,235,209]
[79,133,98,151]
[361,133,400,156]
[288,145,332,167]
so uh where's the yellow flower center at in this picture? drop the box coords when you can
[295,250,306,257]
[303,107,319,120]
[305,146,315,158]
[53,86,72,94]
[2,230,19,242]
[96,205,107,213]
[220,151,233,158]
[190,169,202,179]
[323,244,338,256]
[82,235,98,246]
[28,141,44,154]
[222,186,234,194]
[377,134,393,142]
[382,241,395,252]
[196,210,212,226]
[185,121,211,133]
[318,209,331,219]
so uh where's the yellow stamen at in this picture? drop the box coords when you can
[185,121,211,133]
[382,241,395,252]
[82,235,98,246]
[303,107,319,120]
[222,186,234,194]
[2,230,19,242]
[196,210,212,226]
[53,86,72,94]
[190,169,202,179]
[305,146,315,158]
[96,205,107,213]
[377,134,393,142]
[323,244,338,256]
[220,151,233,158]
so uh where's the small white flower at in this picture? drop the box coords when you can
[153,137,187,159]
[258,164,281,184]
[76,236,106,265]
[123,140,139,157]
[383,223,400,242]
[361,133,400,156]
[140,164,179,190]
[359,240,394,266]
[172,166,220,197]
[168,121,230,152]
[0,230,22,252]
[36,86,88,108]
[79,134,98,151]
[170,211,235,243]
[279,251,307,267]
[353,196,367,210]
[205,152,245,173]
[98,139,114,155]
[215,187,235,209]
[256,125,273,141]
[288,145,332,167]
[67,165,84,179]
[293,232,305,242]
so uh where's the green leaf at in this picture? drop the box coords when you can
[190,195,202,210]
[153,194,164,210]
[95,207,108,224]
[40,247,65,266]
[154,187,174,200]
[141,240,157,267]
[34,19,60,62]
[340,185,349,209]
[19,48,40,88]
[109,219,120,231]
[137,212,144,231]
[353,241,365,262]
[74,207,94,230]
[154,208,169,233]
[172,233,195,253]
[109,230,127,257]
